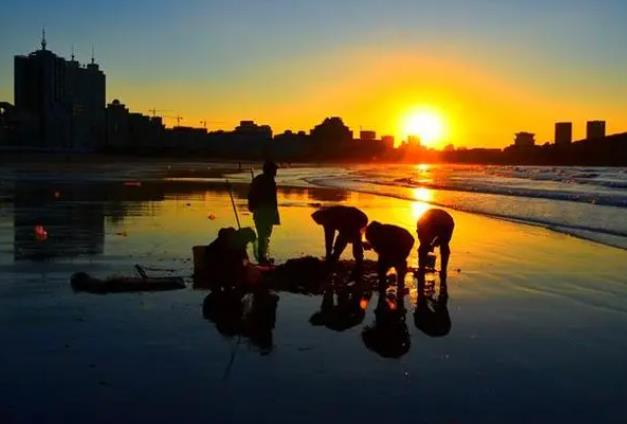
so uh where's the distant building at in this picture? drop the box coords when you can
[0,102,17,145]
[106,100,165,150]
[381,135,395,149]
[359,130,376,141]
[554,122,572,145]
[105,99,130,149]
[233,120,272,140]
[514,132,535,148]
[273,130,309,159]
[406,135,421,146]
[586,120,606,140]
[14,31,106,150]
[310,117,353,144]
[274,130,308,144]
[129,113,165,149]
[169,126,208,152]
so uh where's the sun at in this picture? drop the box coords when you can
[402,109,446,146]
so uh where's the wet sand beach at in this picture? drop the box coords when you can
[1,164,626,423]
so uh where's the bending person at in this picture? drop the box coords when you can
[417,208,454,275]
[365,221,414,287]
[311,206,368,267]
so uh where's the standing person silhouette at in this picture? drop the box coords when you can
[248,161,280,264]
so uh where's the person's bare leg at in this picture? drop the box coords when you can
[377,258,389,290]
[256,223,273,263]
[418,244,430,271]
[396,259,407,289]
[331,234,348,262]
[350,234,364,280]
[352,233,364,266]
[324,226,335,261]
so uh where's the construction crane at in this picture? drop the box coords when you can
[147,108,170,117]
[200,120,226,130]
[164,115,184,126]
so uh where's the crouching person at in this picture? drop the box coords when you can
[311,206,368,268]
[417,208,454,276]
[365,221,414,287]
[200,226,257,288]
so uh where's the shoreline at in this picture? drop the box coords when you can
[2,159,626,252]
[3,151,627,167]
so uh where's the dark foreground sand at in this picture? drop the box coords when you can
[1,176,626,423]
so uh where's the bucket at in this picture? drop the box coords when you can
[193,245,208,274]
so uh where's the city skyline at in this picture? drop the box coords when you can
[1,0,627,148]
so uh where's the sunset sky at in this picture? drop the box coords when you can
[1,0,626,148]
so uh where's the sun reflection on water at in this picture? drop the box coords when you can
[411,187,433,220]
[415,163,431,173]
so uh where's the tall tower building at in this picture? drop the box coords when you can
[14,31,106,149]
[586,121,606,140]
[554,122,572,145]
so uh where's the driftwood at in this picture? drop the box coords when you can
[71,270,185,294]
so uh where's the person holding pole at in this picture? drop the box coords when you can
[247,161,280,264]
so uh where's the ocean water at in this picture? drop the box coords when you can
[238,164,627,250]
[3,162,625,249]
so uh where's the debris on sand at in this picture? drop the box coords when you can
[71,272,185,294]
[194,256,381,293]
[34,225,48,241]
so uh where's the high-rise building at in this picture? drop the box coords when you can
[105,99,130,149]
[586,121,606,140]
[554,122,572,145]
[14,31,106,150]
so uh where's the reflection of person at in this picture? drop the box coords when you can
[248,161,280,264]
[414,270,451,337]
[241,290,279,354]
[417,208,454,275]
[202,288,243,337]
[311,206,368,267]
[309,281,369,331]
[361,290,409,358]
[203,288,279,354]
[365,221,415,287]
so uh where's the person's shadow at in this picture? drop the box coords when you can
[413,271,451,337]
[361,281,410,358]
[203,287,279,355]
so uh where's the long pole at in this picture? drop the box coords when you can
[226,179,241,230]
[248,169,260,262]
